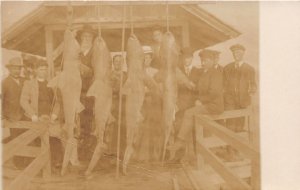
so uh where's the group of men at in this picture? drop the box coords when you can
[1,24,257,173]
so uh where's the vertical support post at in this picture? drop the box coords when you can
[182,22,190,48]
[41,128,51,178]
[45,27,54,79]
[194,116,204,170]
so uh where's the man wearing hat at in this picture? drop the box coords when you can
[175,47,200,132]
[2,57,28,168]
[213,50,223,72]
[2,57,25,122]
[168,49,224,160]
[223,44,257,132]
[76,24,97,155]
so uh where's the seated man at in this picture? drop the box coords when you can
[168,49,224,159]
[20,60,63,171]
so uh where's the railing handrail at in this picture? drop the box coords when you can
[2,120,51,190]
[195,115,259,159]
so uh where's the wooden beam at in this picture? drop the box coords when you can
[202,108,251,121]
[53,42,64,61]
[14,146,41,158]
[7,150,49,190]
[45,28,54,78]
[182,22,190,47]
[41,131,51,178]
[3,126,46,163]
[3,120,44,130]
[197,143,251,190]
[45,20,185,31]
[196,116,259,159]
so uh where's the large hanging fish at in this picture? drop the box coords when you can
[84,36,113,176]
[48,29,84,175]
[159,32,179,162]
[122,34,146,175]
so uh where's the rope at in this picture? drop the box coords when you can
[116,4,126,179]
[96,2,102,37]
[130,5,134,35]
[166,2,170,32]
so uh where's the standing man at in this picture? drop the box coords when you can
[76,24,96,159]
[176,47,200,125]
[2,57,25,122]
[168,49,224,159]
[2,57,26,168]
[20,61,64,171]
[223,44,257,132]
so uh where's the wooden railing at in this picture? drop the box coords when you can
[2,120,51,190]
[193,108,260,190]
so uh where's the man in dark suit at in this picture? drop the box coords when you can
[2,57,25,122]
[175,47,200,131]
[168,49,224,158]
[76,25,96,159]
[1,57,27,168]
[223,44,257,132]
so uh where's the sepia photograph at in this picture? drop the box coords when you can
[1,1,261,190]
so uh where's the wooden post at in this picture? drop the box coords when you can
[41,129,51,178]
[194,116,204,170]
[182,22,190,48]
[45,28,54,79]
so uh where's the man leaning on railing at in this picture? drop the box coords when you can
[20,60,64,173]
[167,49,224,161]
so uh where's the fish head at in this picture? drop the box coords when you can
[126,34,144,72]
[160,32,179,71]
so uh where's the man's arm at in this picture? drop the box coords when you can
[20,81,37,118]
[248,66,257,94]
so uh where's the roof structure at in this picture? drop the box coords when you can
[1,2,240,59]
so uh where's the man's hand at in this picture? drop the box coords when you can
[195,100,202,106]
[31,115,39,122]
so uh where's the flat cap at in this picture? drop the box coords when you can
[181,47,194,58]
[230,44,246,51]
[6,57,23,68]
[199,49,217,59]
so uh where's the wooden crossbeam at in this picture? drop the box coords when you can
[196,116,259,160]
[3,120,43,130]
[197,143,251,190]
[203,108,251,121]
[7,150,48,190]
[2,126,46,163]
[45,20,185,31]
[14,146,41,158]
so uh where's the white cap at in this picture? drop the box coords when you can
[142,46,153,54]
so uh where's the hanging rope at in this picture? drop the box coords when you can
[96,2,102,37]
[116,4,127,179]
[130,5,134,35]
[166,1,170,32]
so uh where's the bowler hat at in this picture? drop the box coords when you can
[181,47,194,58]
[6,57,23,68]
[230,44,246,52]
[77,24,97,37]
[198,49,216,60]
